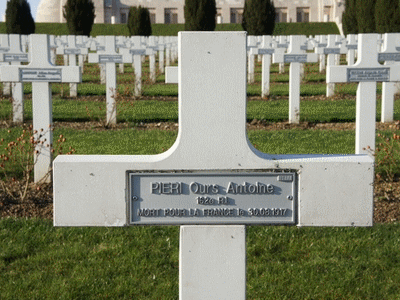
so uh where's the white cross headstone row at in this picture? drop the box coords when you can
[1,34,81,183]
[328,33,400,156]
[54,32,373,300]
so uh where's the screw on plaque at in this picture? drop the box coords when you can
[132,196,138,201]
[287,195,293,200]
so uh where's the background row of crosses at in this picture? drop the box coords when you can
[1,33,400,184]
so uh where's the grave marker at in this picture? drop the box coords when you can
[273,35,318,123]
[57,35,88,97]
[55,32,373,300]
[378,33,400,123]
[0,34,11,96]
[250,35,274,97]
[346,34,358,66]
[89,36,132,124]
[318,35,347,97]
[328,33,400,155]
[1,34,81,183]
[121,36,146,96]
[0,34,30,123]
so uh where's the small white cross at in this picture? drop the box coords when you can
[89,36,132,125]
[328,33,400,155]
[273,35,318,123]
[1,34,81,183]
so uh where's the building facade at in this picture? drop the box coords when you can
[36,0,345,33]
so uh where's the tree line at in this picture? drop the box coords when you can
[5,0,276,36]
[342,0,400,34]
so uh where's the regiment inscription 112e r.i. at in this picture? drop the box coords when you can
[128,171,297,225]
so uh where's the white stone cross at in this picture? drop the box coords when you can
[1,34,81,183]
[57,35,88,97]
[328,33,400,155]
[318,35,347,97]
[250,35,275,97]
[54,32,373,300]
[146,36,157,83]
[315,35,327,72]
[378,33,400,123]
[247,36,258,83]
[90,36,107,84]
[120,36,146,96]
[276,35,288,74]
[89,36,132,125]
[0,34,30,123]
[273,35,318,123]
[0,34,11,96]
[346,34,358,66]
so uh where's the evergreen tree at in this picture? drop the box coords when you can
[184,0,217,31]
[63,0,95,36]
[356,0,377,33]
[5,0,35,35]
[342,0,358,35]
[127,6,152,36]
[242,0,275,36]
[375,0,400,33]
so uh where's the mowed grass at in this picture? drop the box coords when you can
[1,96,399,124]
[1,41,400,299]
[1,218,400,299]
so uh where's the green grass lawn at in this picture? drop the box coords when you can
[1,218,399,299]
[1,96,398,124]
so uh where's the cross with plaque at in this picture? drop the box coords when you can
[0,34,11,96]
[275,35,288,74]
[328,33,400,155]
[378,33,400,123]
[317,35,347,97]
[57,35,88,97]
[249,35,275,97]
[346,34,358,66]
[90,36,107,84]
[89,36,132,125]
[314,35,327,72]
[247,36,258,83]
[0,34,30,123]
[120,36,146,96]
[273,35,318,124]
[1,34,81,183]
[54,32,373,300]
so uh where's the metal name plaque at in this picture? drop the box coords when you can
[258,49,274,55]
[347,45,358,50]
[0,47,10,52]
[130,49,146,55]
[277,43,288,48]
[324,48,340,54]
[127,171,297,225]
[20,68,62,82]
[99,55,123,63]
[65,48,81,55]
[347,68,390,82]
[4,53,29,62]
[378,53,400,62]
[284,55,307,63]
